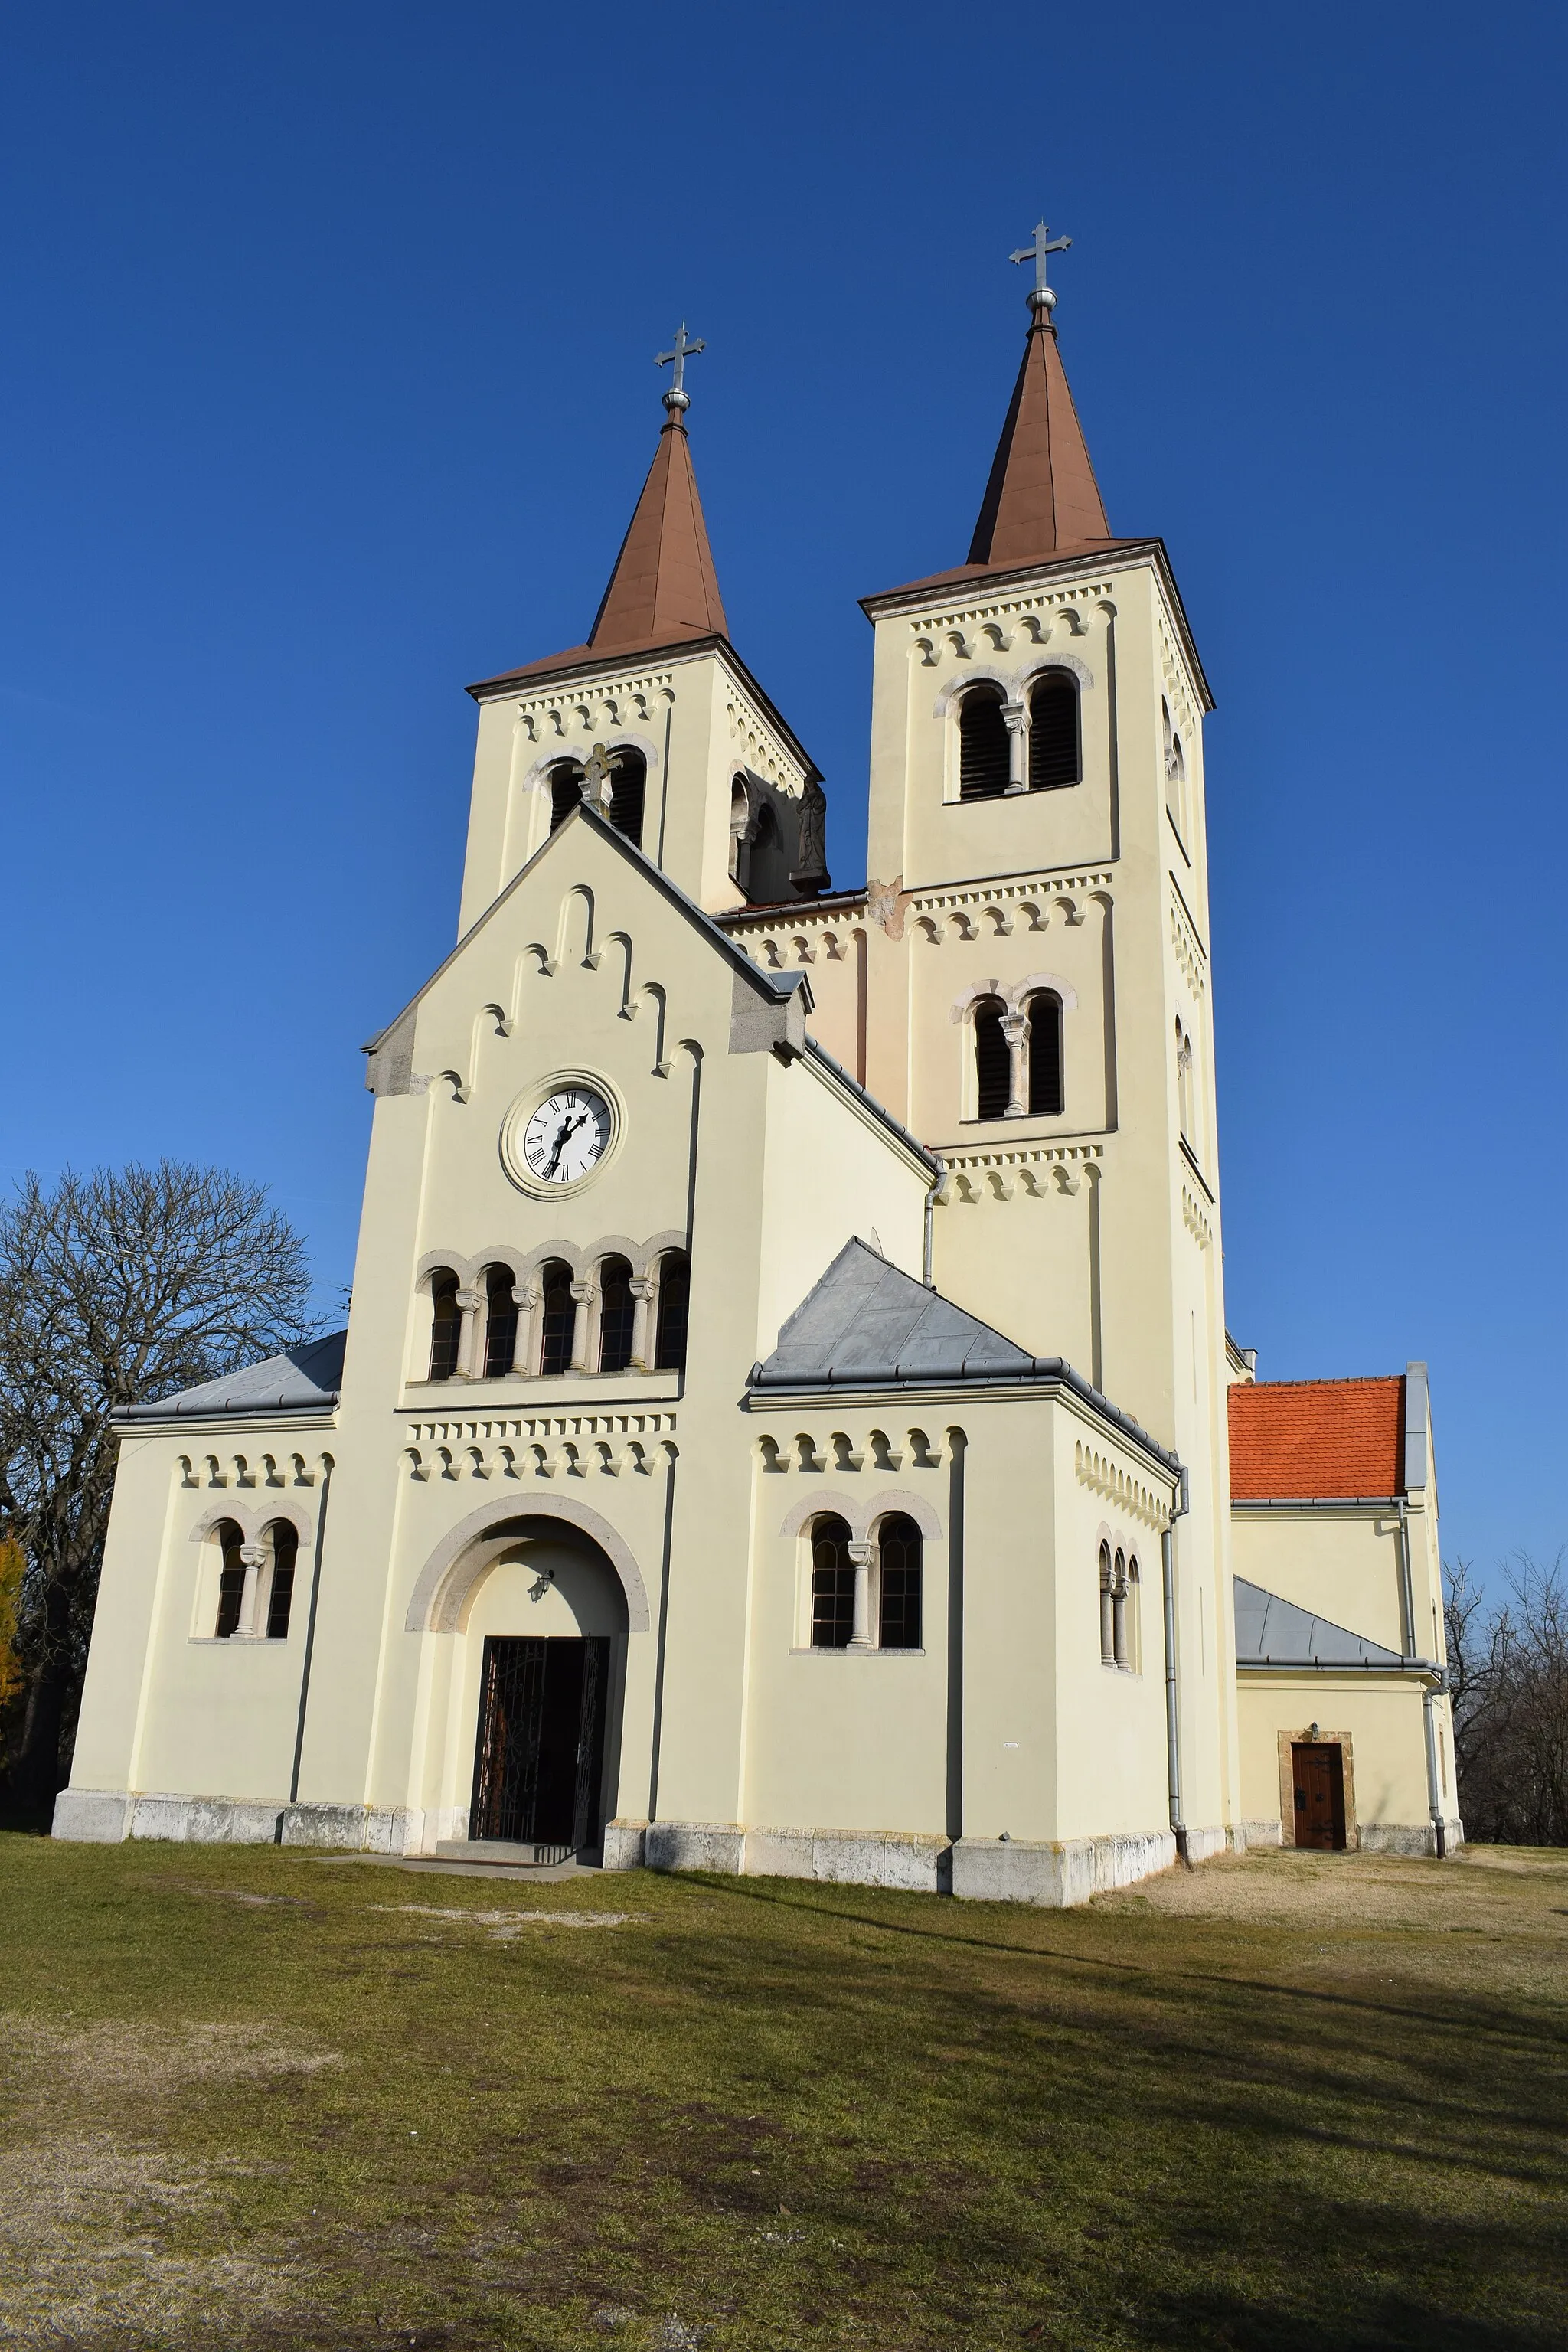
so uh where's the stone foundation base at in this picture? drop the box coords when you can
[1228,1818,1283,1851]
[744,1824,950,1892]
[1358,1818,1465,1858]
[951,1829,1178,1906]
[51,1788,418,1854]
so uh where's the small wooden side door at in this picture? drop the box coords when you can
[1292,1742,1346,1851]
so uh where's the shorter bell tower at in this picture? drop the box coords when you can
[455,328,831,935]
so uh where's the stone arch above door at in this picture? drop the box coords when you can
[405,1497,651,1635]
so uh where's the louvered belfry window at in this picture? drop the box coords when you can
[609,752,645,848]
[1028,672,1080,789]
[973,997,1011,1120]
[549,765,584,830]
[959,689,1011,799]
[1027,992,1063,1116]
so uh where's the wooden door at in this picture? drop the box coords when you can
[1292,1742,1346,1851]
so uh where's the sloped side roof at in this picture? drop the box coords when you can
[1233,1576,1403,1669]
[118,1331,346,1423]
[1229,1377,1406,1500]
[754,1240,1035,1389]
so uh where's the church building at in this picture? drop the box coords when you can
[57,234,1463,1896]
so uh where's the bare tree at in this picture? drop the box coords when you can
[0,1163,315,1815]
[1446,1551,1568,1846]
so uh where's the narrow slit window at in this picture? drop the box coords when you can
[550,763,584,831]
[428,1272,461,1382]
[609,751,645,847]
[877,1514,923,1648]
[1027,991,1063,1116]
[537,1260,574,1377]
[811,1515,854,1649]
[1028,672,1080,789]
[266,1523,298,1639]
[973,996,1010,1120]
[654,1252,689,1371]
[1099,1541,1115,1664]
[597,1256,635,1374]
[483,1266,518,1379]
[214,1521,246,1639]
[959,689,1011,799]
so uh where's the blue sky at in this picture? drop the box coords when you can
[2,4,1563,1577]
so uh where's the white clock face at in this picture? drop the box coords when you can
[520,1086,612,1186]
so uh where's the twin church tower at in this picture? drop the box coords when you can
[60,229,1454,1892]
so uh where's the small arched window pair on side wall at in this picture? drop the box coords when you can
[808,1512,922,1651]
[212,1519,298,1642]
[1098,1541,1139,1670]
[972,991,1064,1121]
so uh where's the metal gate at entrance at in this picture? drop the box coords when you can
[470,1635,609,1856]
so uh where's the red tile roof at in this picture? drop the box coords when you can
[1229,1377,1406,1501]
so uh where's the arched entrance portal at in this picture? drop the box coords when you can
[412,1511,638,1860]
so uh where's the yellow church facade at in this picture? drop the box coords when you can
[57,244,1463,1896]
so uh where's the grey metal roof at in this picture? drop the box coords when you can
[1233,1575,1403,1669]
[749,1241,1181,1474]
[117,1331,346,1423]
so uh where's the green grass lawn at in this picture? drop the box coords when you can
[2,1834,1565,2351]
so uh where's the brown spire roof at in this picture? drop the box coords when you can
[967,313,1111,567]
[586,413,728,653]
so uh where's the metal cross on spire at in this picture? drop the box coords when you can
[1010,219,1072,318]
[656,321,706,417]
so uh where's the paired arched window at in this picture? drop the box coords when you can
[972,991,1064,1120]
[729,776,750,886]
[212,1519,297,1641]
[653,1250,690,1371]
[428,1270,461,1382]
[548,750,645,844]
[806,1512,922,1651]
[597,1256,635,1374]
[537,1259,576,1377]
[549,762,584,831]
[1028,672,1080,789]
[959,687,1011,799]
[1162,697,1187,836]
[1175,1018,1195,1146]
[1099,1542,1138,1669]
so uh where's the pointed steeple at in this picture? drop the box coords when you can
[586,408,728,655]
[967,220,1111,569]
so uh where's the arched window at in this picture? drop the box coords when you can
[1099,1541,1115,1664]
[959,687,1011,800]
[1175,1018,1194,1145]
[1028,671,1080,789]
[597,1256,635,1374]
[609,750,645,847]
[810,1514,854,1649]
[1119,1555,1139,1671]
[729,776,750,886]
[265,1521,299,1639]
[549,763,584,831]
[1112,1547,1129,1670]
[214,1520,247,1639]
[428,1271,461,1382]
[973,995,1010,1121]
[653,1250,690,1371]
[1162,697,1186,832]
[877,1514,922,1648]
[537,1259,575,1377]
[483,1264,518,1379]
[1027,991,1063,1116]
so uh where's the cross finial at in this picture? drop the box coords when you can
[1010,218,1072,320]
[656,320,706,418]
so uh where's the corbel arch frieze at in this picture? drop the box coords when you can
[403,1494,651,1635]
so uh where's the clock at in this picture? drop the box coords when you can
[513,1082,615,1190]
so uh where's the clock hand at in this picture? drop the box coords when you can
[543,1109,590,1178]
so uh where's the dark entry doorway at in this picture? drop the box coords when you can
[1292,1741,1347,1851]
[471,1636,609,1854]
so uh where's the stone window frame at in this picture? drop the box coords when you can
[779,1488,941,1655]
